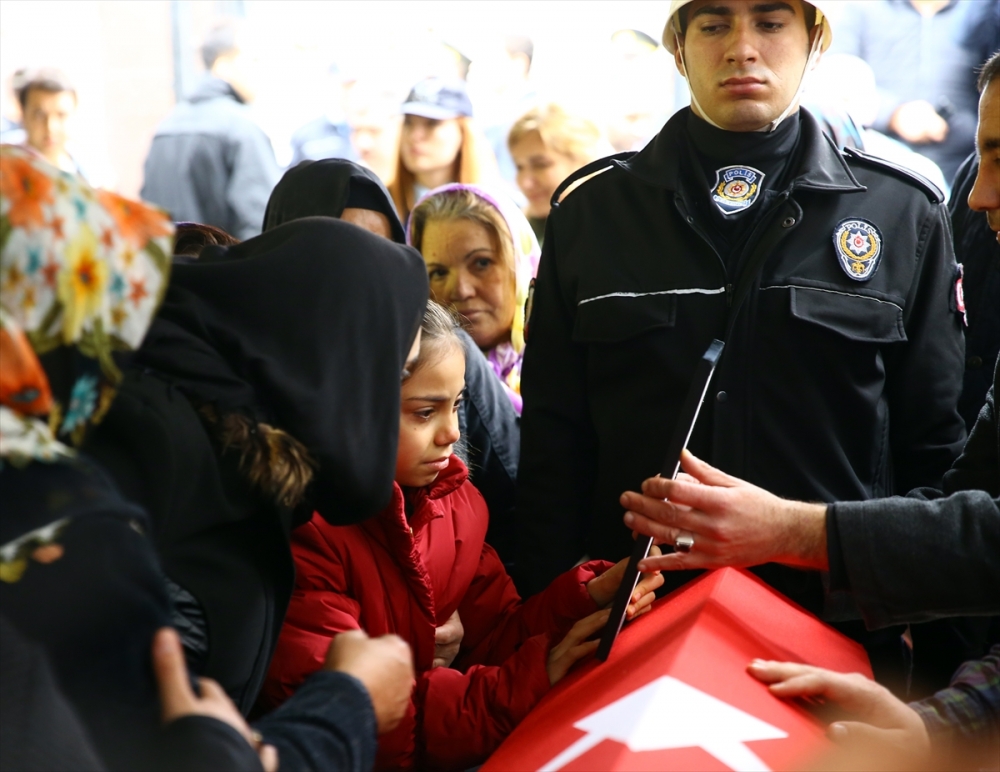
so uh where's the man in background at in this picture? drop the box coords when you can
[16,68,79,174]
[832,0,994,182]
[141,19,279,239]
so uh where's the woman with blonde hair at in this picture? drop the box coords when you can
[408,184,539,414]
[389,78,498,223]
[508,103,611,243]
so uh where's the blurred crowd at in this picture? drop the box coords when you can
[1,1,999,771]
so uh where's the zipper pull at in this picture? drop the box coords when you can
[725,283,734,307]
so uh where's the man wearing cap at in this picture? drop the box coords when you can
[514,0,966,679]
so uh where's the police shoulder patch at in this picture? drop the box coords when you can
[833,218,883,281]
[711,165,765,215]
[843,147,944,204]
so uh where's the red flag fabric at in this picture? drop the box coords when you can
[483,567,872,772]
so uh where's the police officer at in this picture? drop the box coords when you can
[513,0,967,679]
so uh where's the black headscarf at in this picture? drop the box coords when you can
[262,159,407,243]
[136,217,428,523]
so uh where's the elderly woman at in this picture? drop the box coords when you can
[388,78,498,223]
[507,104,611,244]
[408,184,540,416]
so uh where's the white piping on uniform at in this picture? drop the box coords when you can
[760,284,903,313]
[578,287,727,306]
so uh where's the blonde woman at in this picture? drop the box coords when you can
[408,184,539,414]
[508,104,611,243]
[388,78,498,223]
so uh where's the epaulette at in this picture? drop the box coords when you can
[842,147,944,204]
[550,152,635,209]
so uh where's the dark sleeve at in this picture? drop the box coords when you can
[252,671,377,772]
[910,645,1000,762]
[226,126,280,240]
[457,328,520,567]
[154,716,263,772]
[512,214,600,596]
[828,490,1000,629]
[944,375,999,497]
[884,201,967,493]
[0,615,105,772]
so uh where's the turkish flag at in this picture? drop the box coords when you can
[483,568,872,772]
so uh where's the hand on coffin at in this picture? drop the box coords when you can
[433,608,464,669]
[586,545,664,616]
[747,660,931,760]
[547,609,611,685]
[621,450,829,572]
[153,628,280,772]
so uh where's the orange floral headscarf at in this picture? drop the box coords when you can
[0,144,174,463]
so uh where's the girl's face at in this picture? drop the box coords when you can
[511,130,581,219]
[400,115,463,176]
[396,341,465,488]
[421,217,517,350]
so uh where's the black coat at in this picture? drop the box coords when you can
[141,76,280,240]
[949,153,1000,432]
[514,108,967,611]
[829,356,999,630]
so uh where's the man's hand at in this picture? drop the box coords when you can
[890,100,949,144]
[747,660,931,761]
[547,609,610,685]
[586,546,664,618]
[324,630,414,735]
[153,628,279,772]
[619,450,828,572]
[433,609,464,669]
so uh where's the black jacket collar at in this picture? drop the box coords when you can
[617,107,865,195]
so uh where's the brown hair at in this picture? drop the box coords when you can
[388,117,498,223]
[17,67,76,110]
[409,187,516,284]
[508,104,605,165]
[407,300,465,379]
[173,222,240,257]
[978,50,1000,93]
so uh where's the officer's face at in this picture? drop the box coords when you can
[969,79,1000,244]
[677,0,815,131]
[420,217,517,350]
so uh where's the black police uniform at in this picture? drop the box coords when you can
[514,108,967,621]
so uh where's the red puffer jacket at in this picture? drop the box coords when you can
[261,456,610,771]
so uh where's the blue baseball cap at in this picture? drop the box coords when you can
[401,77,473,120]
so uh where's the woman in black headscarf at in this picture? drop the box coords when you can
[83,216,428,768]
[263,159,406,243]
[263,160,521,571]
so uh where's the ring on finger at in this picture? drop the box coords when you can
[674,533,694,554]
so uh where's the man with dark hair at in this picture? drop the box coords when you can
[141,19,279,240]
[514,0,967,690]
[16,68,79,174]
[949,54,1000,431]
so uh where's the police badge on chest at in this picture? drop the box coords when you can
[833,218,884,281]
[711,165,765,215]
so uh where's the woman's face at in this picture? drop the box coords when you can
[400,115,463,176]
[511,130,581,219]
[421,217,516,350]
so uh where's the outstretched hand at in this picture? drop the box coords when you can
[153,628,279,772]
[547,609,610,685]
[747,660,931,762]
[619,450,828,572]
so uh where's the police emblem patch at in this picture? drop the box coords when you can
[833,218,883,281]
[711,165,765,215]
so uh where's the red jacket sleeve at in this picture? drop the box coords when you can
[260,520,363,710]
[457,546,613,668]
[416,634,552,771]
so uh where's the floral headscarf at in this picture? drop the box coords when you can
[0,144,173,465]
[407,183,540,413]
